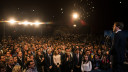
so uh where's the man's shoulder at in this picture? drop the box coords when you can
[117,31,127,37]
[26,68,32,72]
[117,31,125,34]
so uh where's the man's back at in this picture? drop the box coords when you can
[112,31,126,63]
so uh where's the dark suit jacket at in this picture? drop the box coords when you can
[36,55,45,72]
[45,53,54,68]
[110,31,127,64]
[73,53,82,66]
[17,56,24,69]
[63,55,73,72]
[6,64,13,72]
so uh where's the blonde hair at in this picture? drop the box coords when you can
[12,65,21,72]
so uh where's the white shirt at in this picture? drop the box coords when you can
[53,54,61,65]
[115,29,121,33]
[76,53,79,59]
[81,61,92,72]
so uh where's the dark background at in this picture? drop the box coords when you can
[0,0,128,36]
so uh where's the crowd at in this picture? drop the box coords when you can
[0,33,127,72]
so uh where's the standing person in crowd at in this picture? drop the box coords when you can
[97,49,102,60]
[6,57,14,72]
[73,49,82,72]
[92,54,101,72]
[45,49,54,72]
[86,50,91,61]
[26,60,38,72]
[58,48,64,72]
[110,22,127,72]
[100,55,110,71]
[53,50,61,72]
[81,55,92,72]
[13,56,19,65]
[64,52,73,72]
[36,51,45,72]
[12,65,22,72]
[0,64,6,72]
[17,51,24,69]
[0,55,6,64]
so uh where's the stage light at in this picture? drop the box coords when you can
[9,19,16,24]
[34,21,41,26]
[73,24,76,27]
[18,22,22,25]
[30,23,33,26]
[23,21,29,25]
[73,13,79,19]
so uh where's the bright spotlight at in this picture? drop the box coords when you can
[73,13,79,19]
[23,21,29,25]
[9,19,16,24]
[18,22,22,25]
[34,21,41,26]
[30,23,33,26]
[73,24,77,27]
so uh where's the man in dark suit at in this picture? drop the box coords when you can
[63,52,73,72]
[36,51,45,72]
[58,48,65,72]
[17,51,24,69]
[73,49,82,72]
[110,22,127,72]
[45,49,54,72]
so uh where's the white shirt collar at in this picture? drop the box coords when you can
[115,29,121,33]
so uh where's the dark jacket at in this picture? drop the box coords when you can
[45,53,54,72]
[110,31,127,64]
[73,53,82,72]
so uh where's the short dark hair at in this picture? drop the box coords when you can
[75,48,79,51]
[114,22,124,30]
[0,55,4,59]
[0,63,6,69]
[57,48,61,50]
[26,61,33,67]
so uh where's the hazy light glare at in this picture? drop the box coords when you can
[9,19,16,24]
[23,21,29,25]
[0,19,53,26]
[34,21,41,26]
[73,24,76,27]
[18,22,22,25]
[73,13,79,19]
[30,23,33,26]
